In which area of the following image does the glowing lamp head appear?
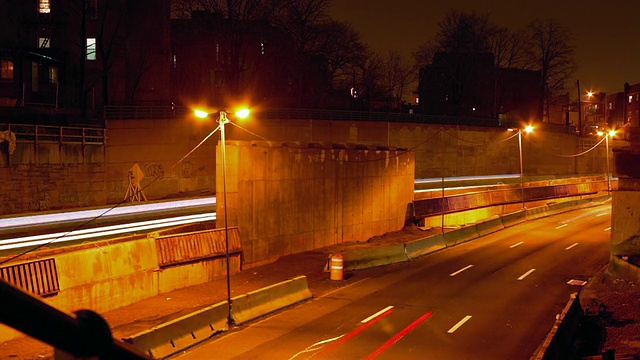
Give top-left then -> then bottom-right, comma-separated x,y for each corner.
608,130 -> 616,137
587,91 -> 593,98
235,109 -> 250,119
597,131 -> 604,137
194,109 -> 209,119
524,125 -> 534,133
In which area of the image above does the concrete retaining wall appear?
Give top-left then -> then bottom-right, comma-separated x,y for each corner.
218,142 -> 415,265
0,118 -> 615,218
0,230 -> 241,343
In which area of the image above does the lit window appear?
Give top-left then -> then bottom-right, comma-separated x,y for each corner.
86,38 -> 96,60
39,0 -> 50,14
1,60 -> 14,80
260,42 -> 265,55
172,54 -> 177,68
39,37 -> 50,48
608,102 -> 612,110
49,67 -> 58,84
630,95 -> 633,103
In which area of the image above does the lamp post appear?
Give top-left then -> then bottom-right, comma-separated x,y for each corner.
598,129 -> 616,193
194,108 -> 249,323
509,125 -> 534,209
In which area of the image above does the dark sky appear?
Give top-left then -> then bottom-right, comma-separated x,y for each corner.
329,0 -> 640,95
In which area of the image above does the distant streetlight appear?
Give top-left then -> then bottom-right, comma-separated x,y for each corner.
598,129 -> 616,193
508,126 -> 534,209
194,107 -> 250,324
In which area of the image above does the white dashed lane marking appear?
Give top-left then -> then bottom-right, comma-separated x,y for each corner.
517,269 -> 536,280
565,243 -> 579,250
449,265 -> 474,277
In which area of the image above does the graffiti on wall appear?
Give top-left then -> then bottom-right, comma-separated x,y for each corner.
28,193 -> 50,212
143,163 -> 165,180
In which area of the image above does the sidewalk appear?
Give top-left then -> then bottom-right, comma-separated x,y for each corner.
2,224 -> 639,359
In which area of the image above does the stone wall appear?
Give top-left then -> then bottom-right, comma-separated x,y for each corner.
217,141 -> 415,265
0,117 -> 617,217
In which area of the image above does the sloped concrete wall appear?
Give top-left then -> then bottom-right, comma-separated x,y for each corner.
217,142 -> 415,265
611,178 -> 640,256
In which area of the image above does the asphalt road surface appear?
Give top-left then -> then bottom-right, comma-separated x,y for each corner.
175,205 -> 611,360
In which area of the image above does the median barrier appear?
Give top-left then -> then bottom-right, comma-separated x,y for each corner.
404,234 -> 446,259
231,275 -> 312,325
122,300 -> 229,359
341,244 -> 408,271
526,205 -> 551,221
501,210 -> 526,228
476,217 -> 505,236
443,225 -> 480,246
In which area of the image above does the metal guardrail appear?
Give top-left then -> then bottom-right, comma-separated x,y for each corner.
102,106 -> 576,133
413,181 -> 608,218
0,123 -> 105,145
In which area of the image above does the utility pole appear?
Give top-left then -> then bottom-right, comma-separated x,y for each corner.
577,80 -> 582,136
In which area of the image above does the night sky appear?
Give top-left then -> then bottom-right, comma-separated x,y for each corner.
330,0 -> 640,95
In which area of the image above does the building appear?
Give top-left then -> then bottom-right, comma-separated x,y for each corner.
0,0 -> 171,125
418,52 -> 542,123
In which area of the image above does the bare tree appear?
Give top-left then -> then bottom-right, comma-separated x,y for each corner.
490,27 -> 529,69
526,18 -> 577,122
381,50 -> 413,111
316,21 -> 367,84
432,10 -> 495,115
96,0 -> 126,106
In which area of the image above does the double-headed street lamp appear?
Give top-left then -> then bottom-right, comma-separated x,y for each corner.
597,129 -> 616,193
508,125 -> 534,209
194,108 -> 250,323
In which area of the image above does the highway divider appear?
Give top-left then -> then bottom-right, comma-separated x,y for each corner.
443,225 -> 480,246
122,300 -> 229,359
231,275 -> 312,325
405,234 -> 446,260
341,244 -> 408,271
476,217 -> 506,236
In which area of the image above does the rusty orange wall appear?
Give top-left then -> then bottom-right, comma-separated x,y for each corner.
216,142 -> 416,265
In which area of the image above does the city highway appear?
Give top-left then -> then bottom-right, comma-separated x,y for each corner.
176,205 -> 611,360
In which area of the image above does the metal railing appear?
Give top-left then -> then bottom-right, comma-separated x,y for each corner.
0,123 -> 105,145
102,106 -> 576,134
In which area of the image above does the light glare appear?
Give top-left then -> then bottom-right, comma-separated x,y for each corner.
235,109 -> 250,119
194,109 -> 209,119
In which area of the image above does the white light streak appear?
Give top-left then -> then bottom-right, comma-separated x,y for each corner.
447,315 -> 472,333
0,213 -> 215,251
509,241 -> 524,248
0,197 -> 216,230
361,306 -> 394,323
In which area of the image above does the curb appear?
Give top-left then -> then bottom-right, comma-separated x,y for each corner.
530,293 -> 583,360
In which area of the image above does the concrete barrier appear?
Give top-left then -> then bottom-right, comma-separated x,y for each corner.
476,217 -> 505,236
404,234 -> 446,259
231,275 -> 312,325
341,244 -> 408,271
501,210 -> 526,228
122,300 -> 229,359
526,205 -> 551,221
443,225 -> 480,246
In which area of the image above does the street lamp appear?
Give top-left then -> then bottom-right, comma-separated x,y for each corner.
508,125 -> 534,209
194,108 -> 250,324
597,129 -> 616,193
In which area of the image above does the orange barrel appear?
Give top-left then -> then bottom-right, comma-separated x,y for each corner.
330,254 -> 344,281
